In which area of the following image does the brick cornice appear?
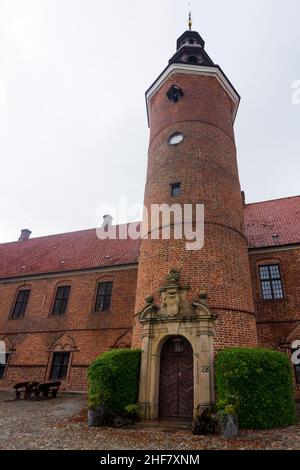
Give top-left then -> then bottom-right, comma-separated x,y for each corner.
0,327 -> 132,336
0,263 -> 138,284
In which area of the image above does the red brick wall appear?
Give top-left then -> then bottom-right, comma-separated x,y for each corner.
148,74 -> 235,143
249,248 -> 300,345
0,267 -> 138,391
133,72 -> 258,349
249,247 -> 300,398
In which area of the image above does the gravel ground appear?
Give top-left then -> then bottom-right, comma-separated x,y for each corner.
0,392 -> 299,450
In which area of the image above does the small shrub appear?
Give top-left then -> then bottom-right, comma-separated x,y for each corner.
125,404 -> 140,419
88,349 -> 141,414
217,395 -> 240,417
215,348 -> 297,429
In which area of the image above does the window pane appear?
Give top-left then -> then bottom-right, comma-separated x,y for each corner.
56,287 -> 65,300
60,299 -> 68,315
52,286 -> 70,315
52,300 -> 60,316
259,266 -> 270,280
53,354 -> 63,366
171,183 -> 181,197
102,294 -> 112,311
60,286 -> 70,299
105,282 -> 113,295
97,283 -> 106,296
11,290 -> 30,319
50,353 -> 70,380
19,301 -> 28,317
18,291 -> 28,302
261,281 -> 273,300
95,282 -> 113,312
95,295 -> 103,312
13,302 -> 23,318
272,280 -> 284,299
60,365 -> 68,380
62,353 -> 70,366
51,366 -> 61,380
269,265 -> 280,279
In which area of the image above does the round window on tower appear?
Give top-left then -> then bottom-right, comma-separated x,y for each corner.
168,132 -> 184,146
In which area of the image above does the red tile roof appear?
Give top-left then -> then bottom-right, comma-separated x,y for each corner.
0,224 -> 141,279
245,195 -> 300,249
1,196 -> 299,279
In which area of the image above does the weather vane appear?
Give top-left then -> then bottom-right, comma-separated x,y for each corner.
188,2 -> 192,30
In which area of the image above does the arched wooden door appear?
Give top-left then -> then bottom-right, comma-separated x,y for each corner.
159,336 -> 194,419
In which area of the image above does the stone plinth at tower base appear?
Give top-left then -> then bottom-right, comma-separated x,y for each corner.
137,270 -> 217,423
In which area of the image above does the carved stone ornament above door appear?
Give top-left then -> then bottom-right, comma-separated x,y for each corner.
139,269 -> 217,323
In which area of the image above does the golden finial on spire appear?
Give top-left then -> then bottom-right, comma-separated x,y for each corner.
188,2 -> 192,30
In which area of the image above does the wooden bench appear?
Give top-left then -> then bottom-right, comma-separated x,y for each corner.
14,382 -> 39,400
35,381 -> 61,399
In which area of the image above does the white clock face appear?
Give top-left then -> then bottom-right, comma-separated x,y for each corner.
169,133 -> 184,146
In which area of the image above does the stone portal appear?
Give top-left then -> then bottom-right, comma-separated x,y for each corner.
137,270 -> 217,423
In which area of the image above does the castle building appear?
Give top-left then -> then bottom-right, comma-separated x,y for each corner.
0,28 -> 299,420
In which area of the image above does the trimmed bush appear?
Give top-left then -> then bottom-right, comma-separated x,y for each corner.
88,349 -> 141,414
215,348 -> 297,429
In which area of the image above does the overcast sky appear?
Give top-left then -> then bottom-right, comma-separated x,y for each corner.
0,0 -> 299,243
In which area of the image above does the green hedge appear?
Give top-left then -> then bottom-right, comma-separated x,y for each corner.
88,349 -> 142,413
215,348 -> 297,429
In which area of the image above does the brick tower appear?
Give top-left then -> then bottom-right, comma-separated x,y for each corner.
133,28 -> 258,421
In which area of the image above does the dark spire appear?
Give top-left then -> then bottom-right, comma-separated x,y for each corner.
169,29 -> 214,67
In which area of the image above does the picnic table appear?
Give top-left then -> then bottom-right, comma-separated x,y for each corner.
14,382 -> 39,400
34,381 -> 61,399
13,381 -> 61,400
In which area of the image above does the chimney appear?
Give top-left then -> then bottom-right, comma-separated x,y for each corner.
102,215 -> 113,229
18,229 -> 32,242
241,191 -> 246,207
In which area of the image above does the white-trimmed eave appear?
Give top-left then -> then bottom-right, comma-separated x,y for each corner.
145,63 -> 240,127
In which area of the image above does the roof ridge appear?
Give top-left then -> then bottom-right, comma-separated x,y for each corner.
0,221 -> 141,247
